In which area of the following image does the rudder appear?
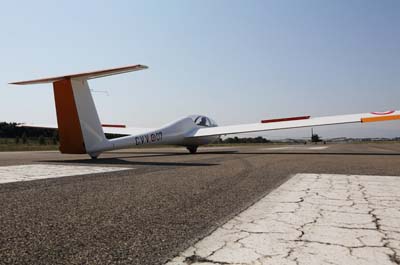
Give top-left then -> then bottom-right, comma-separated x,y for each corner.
53,79 -> 87,154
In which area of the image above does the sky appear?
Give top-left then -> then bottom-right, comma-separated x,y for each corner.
0,0 -> 399,139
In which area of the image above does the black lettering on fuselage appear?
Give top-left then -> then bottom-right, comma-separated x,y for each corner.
135,131 -> 163,146
156,132 -> 162,141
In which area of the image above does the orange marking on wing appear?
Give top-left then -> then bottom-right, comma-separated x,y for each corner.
361,115 -> 400,123
102,124 -> 126,128
261,116 -> 310,123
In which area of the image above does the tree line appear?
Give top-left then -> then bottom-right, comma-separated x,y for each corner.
220,136 -> 270,144
0,122 -> 58,145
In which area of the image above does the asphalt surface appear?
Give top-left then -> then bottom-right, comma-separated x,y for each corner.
1,143 -> 400,265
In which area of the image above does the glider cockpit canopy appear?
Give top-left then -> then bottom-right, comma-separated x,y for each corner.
190,115 -> 218,127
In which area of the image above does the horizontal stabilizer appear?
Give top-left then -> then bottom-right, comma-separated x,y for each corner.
10,64 -> 148,85
17,122 -> 155,137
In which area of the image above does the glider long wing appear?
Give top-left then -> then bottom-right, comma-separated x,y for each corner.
186,111 -> 400,138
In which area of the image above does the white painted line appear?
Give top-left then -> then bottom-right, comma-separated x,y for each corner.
200,147 -> 234,150
262,146 -> 293,150
262,146 -> 329,151
0,164 -> 131,184
308,146 -> 329,150
167,174 -> 400,265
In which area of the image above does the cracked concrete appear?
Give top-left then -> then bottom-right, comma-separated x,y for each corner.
166,174 -> 400,265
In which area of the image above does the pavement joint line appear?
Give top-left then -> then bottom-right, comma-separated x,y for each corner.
261,146 -> 329,151
166,173 -> 400,265
0,164 -> 132,184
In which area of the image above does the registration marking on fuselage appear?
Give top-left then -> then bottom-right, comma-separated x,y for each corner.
0,164 -> 131,184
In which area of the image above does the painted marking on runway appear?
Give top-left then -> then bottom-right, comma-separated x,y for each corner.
262,145 -> 329,151
167,173 -> 400,265
200,147 -> 234,150
0,164 -> 131,184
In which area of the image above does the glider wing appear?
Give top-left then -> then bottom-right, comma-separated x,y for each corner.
186,111 -> 400,138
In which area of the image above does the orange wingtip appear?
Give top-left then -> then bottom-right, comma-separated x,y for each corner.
361,115 -> 400,123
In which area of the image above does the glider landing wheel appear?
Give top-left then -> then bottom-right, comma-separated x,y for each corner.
89,153 -> 100,160
187,146 -> 198,154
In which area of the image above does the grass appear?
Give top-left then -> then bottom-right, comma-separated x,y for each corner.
0,138 -> 59,152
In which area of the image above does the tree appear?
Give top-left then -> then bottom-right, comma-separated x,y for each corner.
222,136 -> 270,144
22,132 -> 28,144
39,135 -> 46,145
52,131 -> 58,145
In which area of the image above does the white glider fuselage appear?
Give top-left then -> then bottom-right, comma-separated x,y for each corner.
92,115 -> 219,157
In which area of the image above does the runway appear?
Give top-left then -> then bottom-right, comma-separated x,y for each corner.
0,143 -> 400,264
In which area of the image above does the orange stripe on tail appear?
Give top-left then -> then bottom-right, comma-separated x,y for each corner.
53,79 -> 86,154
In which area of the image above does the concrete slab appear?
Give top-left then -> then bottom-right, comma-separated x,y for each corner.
166,173 -> 400,265
0,164 -> 131,184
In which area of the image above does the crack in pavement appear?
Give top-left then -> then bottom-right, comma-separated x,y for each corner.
165,174 -> 400,265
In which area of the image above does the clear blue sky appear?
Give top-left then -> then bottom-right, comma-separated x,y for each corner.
1,0 -> 399,139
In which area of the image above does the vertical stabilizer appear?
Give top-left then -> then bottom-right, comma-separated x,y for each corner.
53,78 -> 107,154
53,79 -> 87,153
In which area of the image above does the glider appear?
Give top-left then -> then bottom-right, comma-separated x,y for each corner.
10,65 -> 400,159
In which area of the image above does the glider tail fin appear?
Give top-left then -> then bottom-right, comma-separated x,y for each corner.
52,78 -> 105,155
10,64 -> 148,156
